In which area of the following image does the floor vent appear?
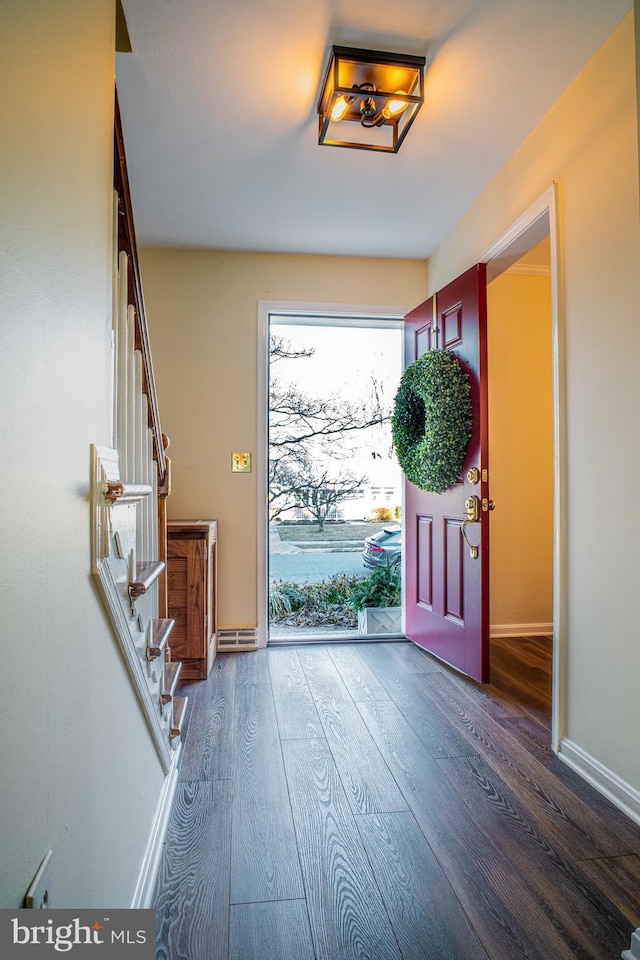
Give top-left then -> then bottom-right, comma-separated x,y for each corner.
218,627 -> 258,652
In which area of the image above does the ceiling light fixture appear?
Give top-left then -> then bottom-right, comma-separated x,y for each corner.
317,46 -> 426,153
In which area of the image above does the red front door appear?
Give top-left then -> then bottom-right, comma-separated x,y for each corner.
403,264 -> 489,682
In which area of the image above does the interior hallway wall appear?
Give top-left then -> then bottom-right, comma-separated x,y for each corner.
0,0 -> 166,908
427,13 -> 640,796
635,0 -> 640,187
139,250 -> 426,629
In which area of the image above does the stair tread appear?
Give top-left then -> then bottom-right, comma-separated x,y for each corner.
161,661 -> 182,703
105,480 -> 153,504
152,617 -> 175,637
171,695 -> 188,740
129,560 -> 165,600
148,618 -> 175,661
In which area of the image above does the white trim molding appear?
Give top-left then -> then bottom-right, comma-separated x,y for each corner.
490,623 -> 553,638
256,300 -> 411,648
481,184 -> 567,754
506,262 -> 551,277
91,444 -> 173,772
559,738 -> 640,828
131,747 -> 181,908
622,928 -> 640,960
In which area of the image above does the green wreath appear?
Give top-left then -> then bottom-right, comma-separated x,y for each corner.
392,349 -> 472,493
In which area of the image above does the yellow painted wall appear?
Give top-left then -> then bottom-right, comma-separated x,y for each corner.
139,250 -> 426,627
488,272 -> 553,628
427,13 -> 640,791
636,0 -> 640,183
0,0 -> 166,908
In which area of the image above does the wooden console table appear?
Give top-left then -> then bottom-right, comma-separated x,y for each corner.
167,520 -> 217,680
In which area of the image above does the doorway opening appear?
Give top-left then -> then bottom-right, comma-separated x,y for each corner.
264,312 -> 404,645
482,186 -> 563,749
487,236 -> 554,733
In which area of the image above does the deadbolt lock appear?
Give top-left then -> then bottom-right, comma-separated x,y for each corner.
467,466 -> 480,485
465,495 -> 481,522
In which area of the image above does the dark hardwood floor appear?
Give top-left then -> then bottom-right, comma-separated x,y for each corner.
154,638 -> 640,959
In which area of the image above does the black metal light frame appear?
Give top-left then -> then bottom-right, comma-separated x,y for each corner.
317,45 -> 426,153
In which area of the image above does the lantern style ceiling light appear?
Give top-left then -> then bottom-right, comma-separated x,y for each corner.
317,45 -> 426,153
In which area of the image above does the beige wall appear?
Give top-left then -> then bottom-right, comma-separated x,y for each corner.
140,251 -> 426,627
428,13 -> 640,791
0,0 -> 165,907
487,272 -> 554,628
636,0 -> 640,185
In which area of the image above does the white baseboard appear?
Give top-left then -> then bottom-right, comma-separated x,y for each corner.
559,738 -> 640,828
131,745 -> 181,908
490,622 -> 553,638
622,927 -> 640,959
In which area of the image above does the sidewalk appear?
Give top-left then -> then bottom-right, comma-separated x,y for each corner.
269,522 -> 302,554
286,540 -> 362,553
269,523 -> 362,554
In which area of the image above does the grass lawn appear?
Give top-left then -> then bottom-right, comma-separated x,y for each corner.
276,520 -> 396,542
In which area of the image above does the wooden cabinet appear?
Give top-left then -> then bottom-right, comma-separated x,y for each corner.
167,520 -> 217,680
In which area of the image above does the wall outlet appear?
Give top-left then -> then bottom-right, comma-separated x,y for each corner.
25,851 -> 52,908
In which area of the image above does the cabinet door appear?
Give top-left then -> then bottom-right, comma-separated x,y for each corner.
187,537 -> 207,660
167,537 -> 206,662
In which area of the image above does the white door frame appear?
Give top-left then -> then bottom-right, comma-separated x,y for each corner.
480,183 -> 566,752
256,300 -> 411,648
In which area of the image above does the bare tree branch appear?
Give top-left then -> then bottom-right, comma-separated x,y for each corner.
269,335 -> 315,363
270,449 -> 367,529
268,332 -> 391,525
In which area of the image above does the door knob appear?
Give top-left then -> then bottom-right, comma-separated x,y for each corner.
462,495 -> 480,559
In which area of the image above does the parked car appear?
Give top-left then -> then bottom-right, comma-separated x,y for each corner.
362,525 -> 402,570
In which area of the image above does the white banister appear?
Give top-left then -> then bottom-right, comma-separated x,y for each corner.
111,192 -> 119,449
126,306 -> 136,480
150,435 -> 158,567
134,348 -> 143,557
95,88 -> 181,776
116,251 -> 129,465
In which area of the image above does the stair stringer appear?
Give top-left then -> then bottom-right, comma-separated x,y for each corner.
91,443 -> 175,773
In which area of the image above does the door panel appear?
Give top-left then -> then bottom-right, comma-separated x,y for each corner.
404,265 -> 489,682
444,519 -> 464,624
416,515 -> 433,608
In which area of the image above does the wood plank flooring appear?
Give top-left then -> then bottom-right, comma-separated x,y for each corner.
154,639 -> 640,959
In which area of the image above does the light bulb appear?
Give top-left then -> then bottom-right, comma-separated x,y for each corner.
331,95 -> 351,122
382,91 -> 408,121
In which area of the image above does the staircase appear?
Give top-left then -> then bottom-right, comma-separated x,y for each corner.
92,458 -> 186,769
89,93 -> 187,773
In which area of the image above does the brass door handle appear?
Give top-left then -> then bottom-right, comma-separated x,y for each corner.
462,495 -> 495,559
461,519 -> 479,560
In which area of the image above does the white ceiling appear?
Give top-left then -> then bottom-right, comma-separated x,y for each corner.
116,0 -> 631,260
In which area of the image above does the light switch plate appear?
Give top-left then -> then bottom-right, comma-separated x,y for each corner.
231,452 -> 251,473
